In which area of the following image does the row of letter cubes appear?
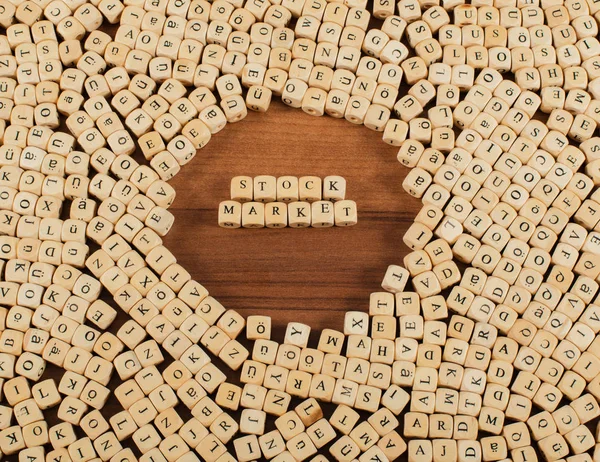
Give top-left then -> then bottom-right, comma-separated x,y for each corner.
231,175 -> 347,203
219,200 -> 357,228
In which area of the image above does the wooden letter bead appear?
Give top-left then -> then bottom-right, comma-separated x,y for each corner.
571,394 -> 600,424
276,176 -> 299,202
234,435 -> 262,461
246,85 -> 273,112
0,425 -> 25,455
253,175 -> 277,203
538,434 -> 569,461
311,201 -> 334,227
246,316 -> 271,340
287,201 -> 311,228
302,87 -> 327,116
381,265 -> 410,293
333,200 -> 357,227
284,323 -> 311,348
231,176 -> 253,202
407,439 -> 433,462
287,432 -> 317,460
259,430 -> 286,459
282,79 -> 308,108
219,201 -> 242,229
320,176 -> 346,202
242,202 -> 265,228
265,202 -> 288,228
181,119 -> 211,150
329,435 -> 360,461
344,311 -> 369,336
299,176 -> 322,202
275,411 -> 305,441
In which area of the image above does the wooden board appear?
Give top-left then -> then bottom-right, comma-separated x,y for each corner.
164,100 -> 422,337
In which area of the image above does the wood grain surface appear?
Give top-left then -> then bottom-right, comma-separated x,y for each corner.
165,100 -> 422,338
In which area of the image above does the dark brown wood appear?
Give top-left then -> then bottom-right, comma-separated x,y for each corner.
165,100 -> 422,338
